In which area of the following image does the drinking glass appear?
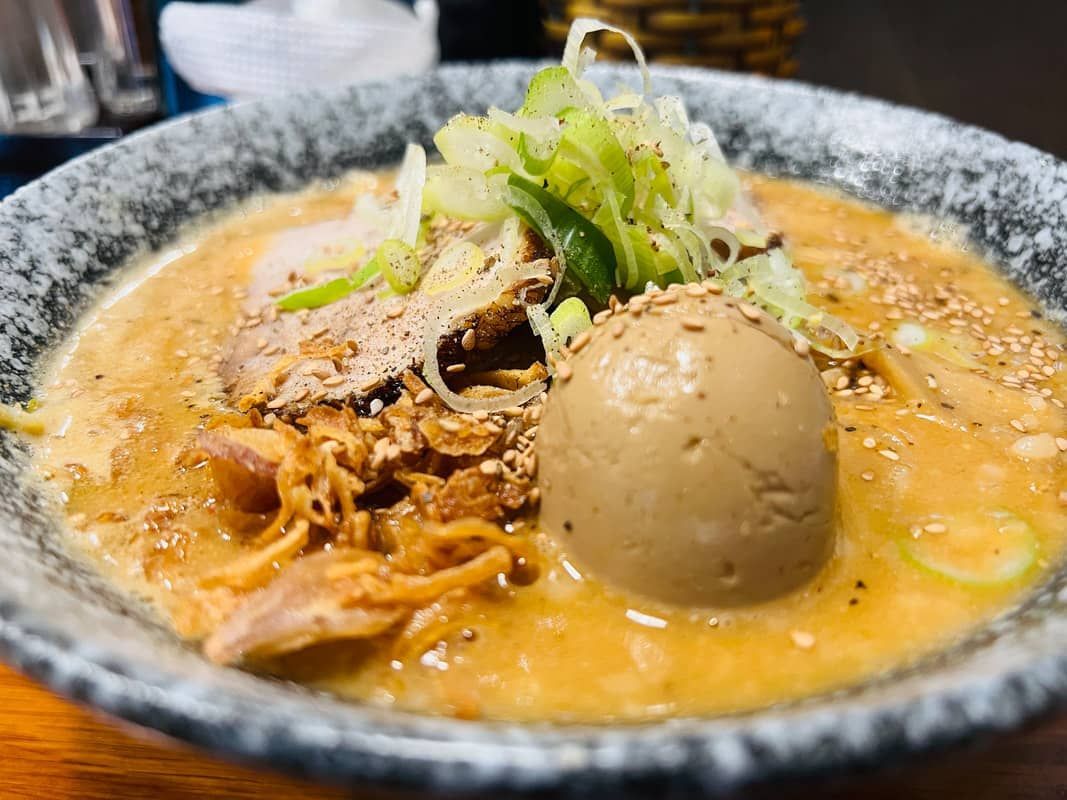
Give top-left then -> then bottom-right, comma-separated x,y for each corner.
0,0 -> 98,133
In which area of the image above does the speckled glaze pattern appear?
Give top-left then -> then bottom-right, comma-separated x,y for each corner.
1,63 -> 1066,797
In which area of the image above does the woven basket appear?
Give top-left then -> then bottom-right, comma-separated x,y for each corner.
541,0 -> 804,76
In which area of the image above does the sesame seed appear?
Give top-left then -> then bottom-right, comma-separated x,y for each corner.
175,349 -> 189,358
593,309 -> 612,325
878,448 -> 900,461
1009,419 -> 1027,432
862,437 -> 877,449
322,375 -> 345,387
681,316 -> 705,331
570,330 -> 592,353
1057,437 -> 1067,452
386,304 -> 405,319
861,471 -> 875,481
292,387 -> 309,402
479,460 -> 500,476
446,363 -> 466,374
503,406 -> 524,418
923,522 -> 947,534
792,337 -> 811,357
703,280 -> 724,294
610,321 -> 625,338
651,292 -> 678,306
180,390 -> 195,399
266,397 -> 287,410
461,329 -> 477,351
738,302 -> 761,322
835,376 -> 850,391
685,284 -> 708,298
369,398 -> 384,416
360,377 -> 382,392
556,361 -> 574,381
790,630 -> 816,649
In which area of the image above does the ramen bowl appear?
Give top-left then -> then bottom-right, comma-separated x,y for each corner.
0,63 -> 1065,796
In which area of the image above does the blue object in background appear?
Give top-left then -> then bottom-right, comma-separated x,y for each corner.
0,131 -> 124,197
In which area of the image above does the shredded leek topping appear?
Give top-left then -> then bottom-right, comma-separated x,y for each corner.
424,20 -> 857,365
279,18 -> 859,411
550,297 -> 593,343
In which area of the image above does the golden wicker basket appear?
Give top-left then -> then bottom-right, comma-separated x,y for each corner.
541,0 -> 804,77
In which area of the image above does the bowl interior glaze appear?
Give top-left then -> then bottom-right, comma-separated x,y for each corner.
0,63 -> 1065,796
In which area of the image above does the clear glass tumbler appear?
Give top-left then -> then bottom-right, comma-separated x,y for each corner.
0,0 -> 99,133
70,0 -> 159,117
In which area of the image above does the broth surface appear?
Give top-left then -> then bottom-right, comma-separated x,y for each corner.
28,173 -> 1067,721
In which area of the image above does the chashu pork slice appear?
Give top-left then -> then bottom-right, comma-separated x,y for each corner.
221,219 -> 554,417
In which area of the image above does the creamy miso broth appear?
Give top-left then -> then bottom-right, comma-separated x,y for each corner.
22,172 -> 1067,722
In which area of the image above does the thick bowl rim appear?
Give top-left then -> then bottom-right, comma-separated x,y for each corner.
1,62 -> 1066,795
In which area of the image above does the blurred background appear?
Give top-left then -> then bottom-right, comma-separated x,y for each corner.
1,0 -> 1064,198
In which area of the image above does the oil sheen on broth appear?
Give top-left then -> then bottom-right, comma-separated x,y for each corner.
29,173 -> 1067,722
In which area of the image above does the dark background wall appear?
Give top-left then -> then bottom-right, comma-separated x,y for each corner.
795,1 -> 1067,158
439,0 -> 1067,159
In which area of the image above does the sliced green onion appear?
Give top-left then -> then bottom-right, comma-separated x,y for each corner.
899,509 -> 1038,586
433,114 -> 523,173
518,65 -> 590,119
392,143 -> 426,246
505,174 -> 615,303
422,241 -> 486,296
378,239 -> 422,294
550,297 -> 593,343
528,303 -> 563,362
423,165 -> 510,221
555,108 -> 635,213
595,190 -> 637,286
562,18 -> 652,97
276,258 -> 382,311
489,106 -> 560,139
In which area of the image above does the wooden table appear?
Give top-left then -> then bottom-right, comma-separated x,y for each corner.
1,662 -> 1064,799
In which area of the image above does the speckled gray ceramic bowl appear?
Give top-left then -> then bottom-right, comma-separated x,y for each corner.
1,63 -> 1066,797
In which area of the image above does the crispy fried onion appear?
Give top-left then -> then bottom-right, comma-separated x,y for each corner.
194,372 -> 542,664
